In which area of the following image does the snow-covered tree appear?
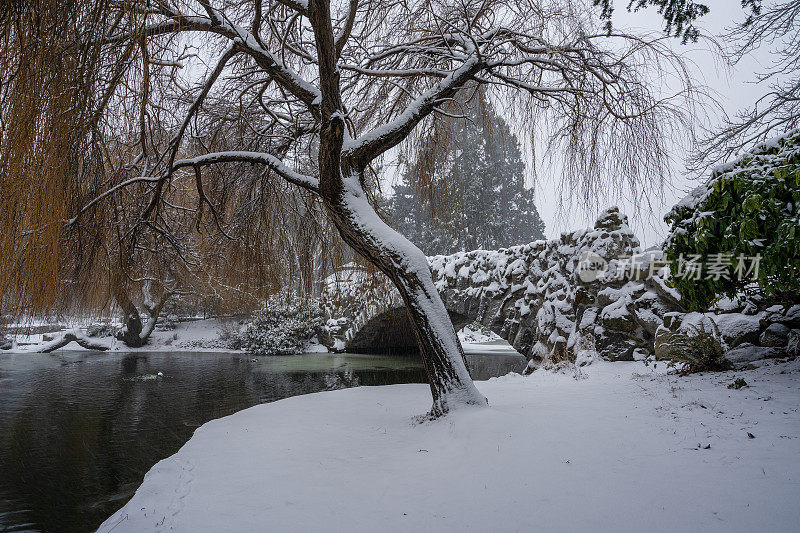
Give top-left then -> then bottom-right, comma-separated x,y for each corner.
240,292 -> 323,355
1,0 -> 700,416
390,101 -> 545,255
665,130 -> 800,310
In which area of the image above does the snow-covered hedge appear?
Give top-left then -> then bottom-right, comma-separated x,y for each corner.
664,130 -> 800,310
240,294 -> 323,355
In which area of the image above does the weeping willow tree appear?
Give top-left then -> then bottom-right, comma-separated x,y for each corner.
1,0 -> 702,415
0,0 -> 113,315
0,0 -> 345,345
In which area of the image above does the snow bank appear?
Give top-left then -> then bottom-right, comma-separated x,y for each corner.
100,360 -> 800,532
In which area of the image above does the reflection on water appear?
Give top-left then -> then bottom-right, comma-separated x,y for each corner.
0,350 -> 524,532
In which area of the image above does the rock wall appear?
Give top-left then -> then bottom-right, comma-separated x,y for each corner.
321,208 -> 684,365
321,207 -> 798,369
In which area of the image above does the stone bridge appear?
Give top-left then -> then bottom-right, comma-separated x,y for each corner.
319,208 -> 684,363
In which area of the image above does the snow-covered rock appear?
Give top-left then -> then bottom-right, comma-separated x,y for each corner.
783,305 -> 800,329
322,208 -> 681,364
714,312 -> 764,348
760,323 -> 792,348
725,344 -> 785,365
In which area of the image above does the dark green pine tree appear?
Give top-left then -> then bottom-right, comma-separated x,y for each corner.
390,104 -> 546,255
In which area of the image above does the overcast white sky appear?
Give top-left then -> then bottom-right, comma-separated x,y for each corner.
382,0 -> 780,248
528,0 -> 779,247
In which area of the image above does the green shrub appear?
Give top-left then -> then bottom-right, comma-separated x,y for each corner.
728,378 -> 748,389
664,130 -> 800,310
662,321 -> 730,374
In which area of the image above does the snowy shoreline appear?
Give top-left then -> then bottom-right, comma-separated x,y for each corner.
0,318 -> 318,354
98,359 -> 800,533
1,318 -> 509,355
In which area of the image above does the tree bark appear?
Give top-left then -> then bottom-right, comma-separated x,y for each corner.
322,171 -> 487,417
113,287 -> 145,347
38,330 -> 110,352
112,286 -> 172,348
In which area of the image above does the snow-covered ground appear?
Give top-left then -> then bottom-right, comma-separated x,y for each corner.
99,359 -> 800,533
457,323 -> 502,344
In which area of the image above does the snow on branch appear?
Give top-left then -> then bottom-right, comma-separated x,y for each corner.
172,151 -> 319,193
37,330 -> 110,353
70,151 -> 318,226
274,0 -> 309,14
109,11 -> 320,110
345,56 -> 483,169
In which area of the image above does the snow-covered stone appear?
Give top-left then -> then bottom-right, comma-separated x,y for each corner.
784,305 -> 800,329
322,208 -> 680,364
714,312 -> 764,348
725,344 -> 785,365
760,323 -> 792,348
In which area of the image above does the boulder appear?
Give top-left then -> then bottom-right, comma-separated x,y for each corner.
597,329 -> 638,361
713,312 -> 763,348
725,344 -> 785,367
760,323 -> 791,347
599,301 -> 637,333
654,313 -> 721,360
654,324 -> 683,360
783,305 -> 800,329
661,312 -> 684,330
788,330 -> 800,357
634,307 -> 662,337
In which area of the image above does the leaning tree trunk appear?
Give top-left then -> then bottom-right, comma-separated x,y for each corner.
38,330 -> 110,353
307,2 -> 483,415
322,172 -> 487,417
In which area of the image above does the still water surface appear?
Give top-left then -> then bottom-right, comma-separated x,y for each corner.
0,350 -> 524,532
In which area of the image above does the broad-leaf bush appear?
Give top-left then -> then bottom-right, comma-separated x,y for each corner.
240,293 -> 323,355
664,130 -> 800,310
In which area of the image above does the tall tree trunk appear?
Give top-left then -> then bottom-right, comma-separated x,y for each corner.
323,172 -> 487,417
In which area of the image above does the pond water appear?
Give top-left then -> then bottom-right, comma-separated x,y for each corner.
0,349 -> 524,532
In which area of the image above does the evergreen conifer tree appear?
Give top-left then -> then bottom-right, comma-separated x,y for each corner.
390,104 -> 545,255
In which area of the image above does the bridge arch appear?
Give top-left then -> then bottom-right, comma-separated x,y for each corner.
345,306 -> 473,354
